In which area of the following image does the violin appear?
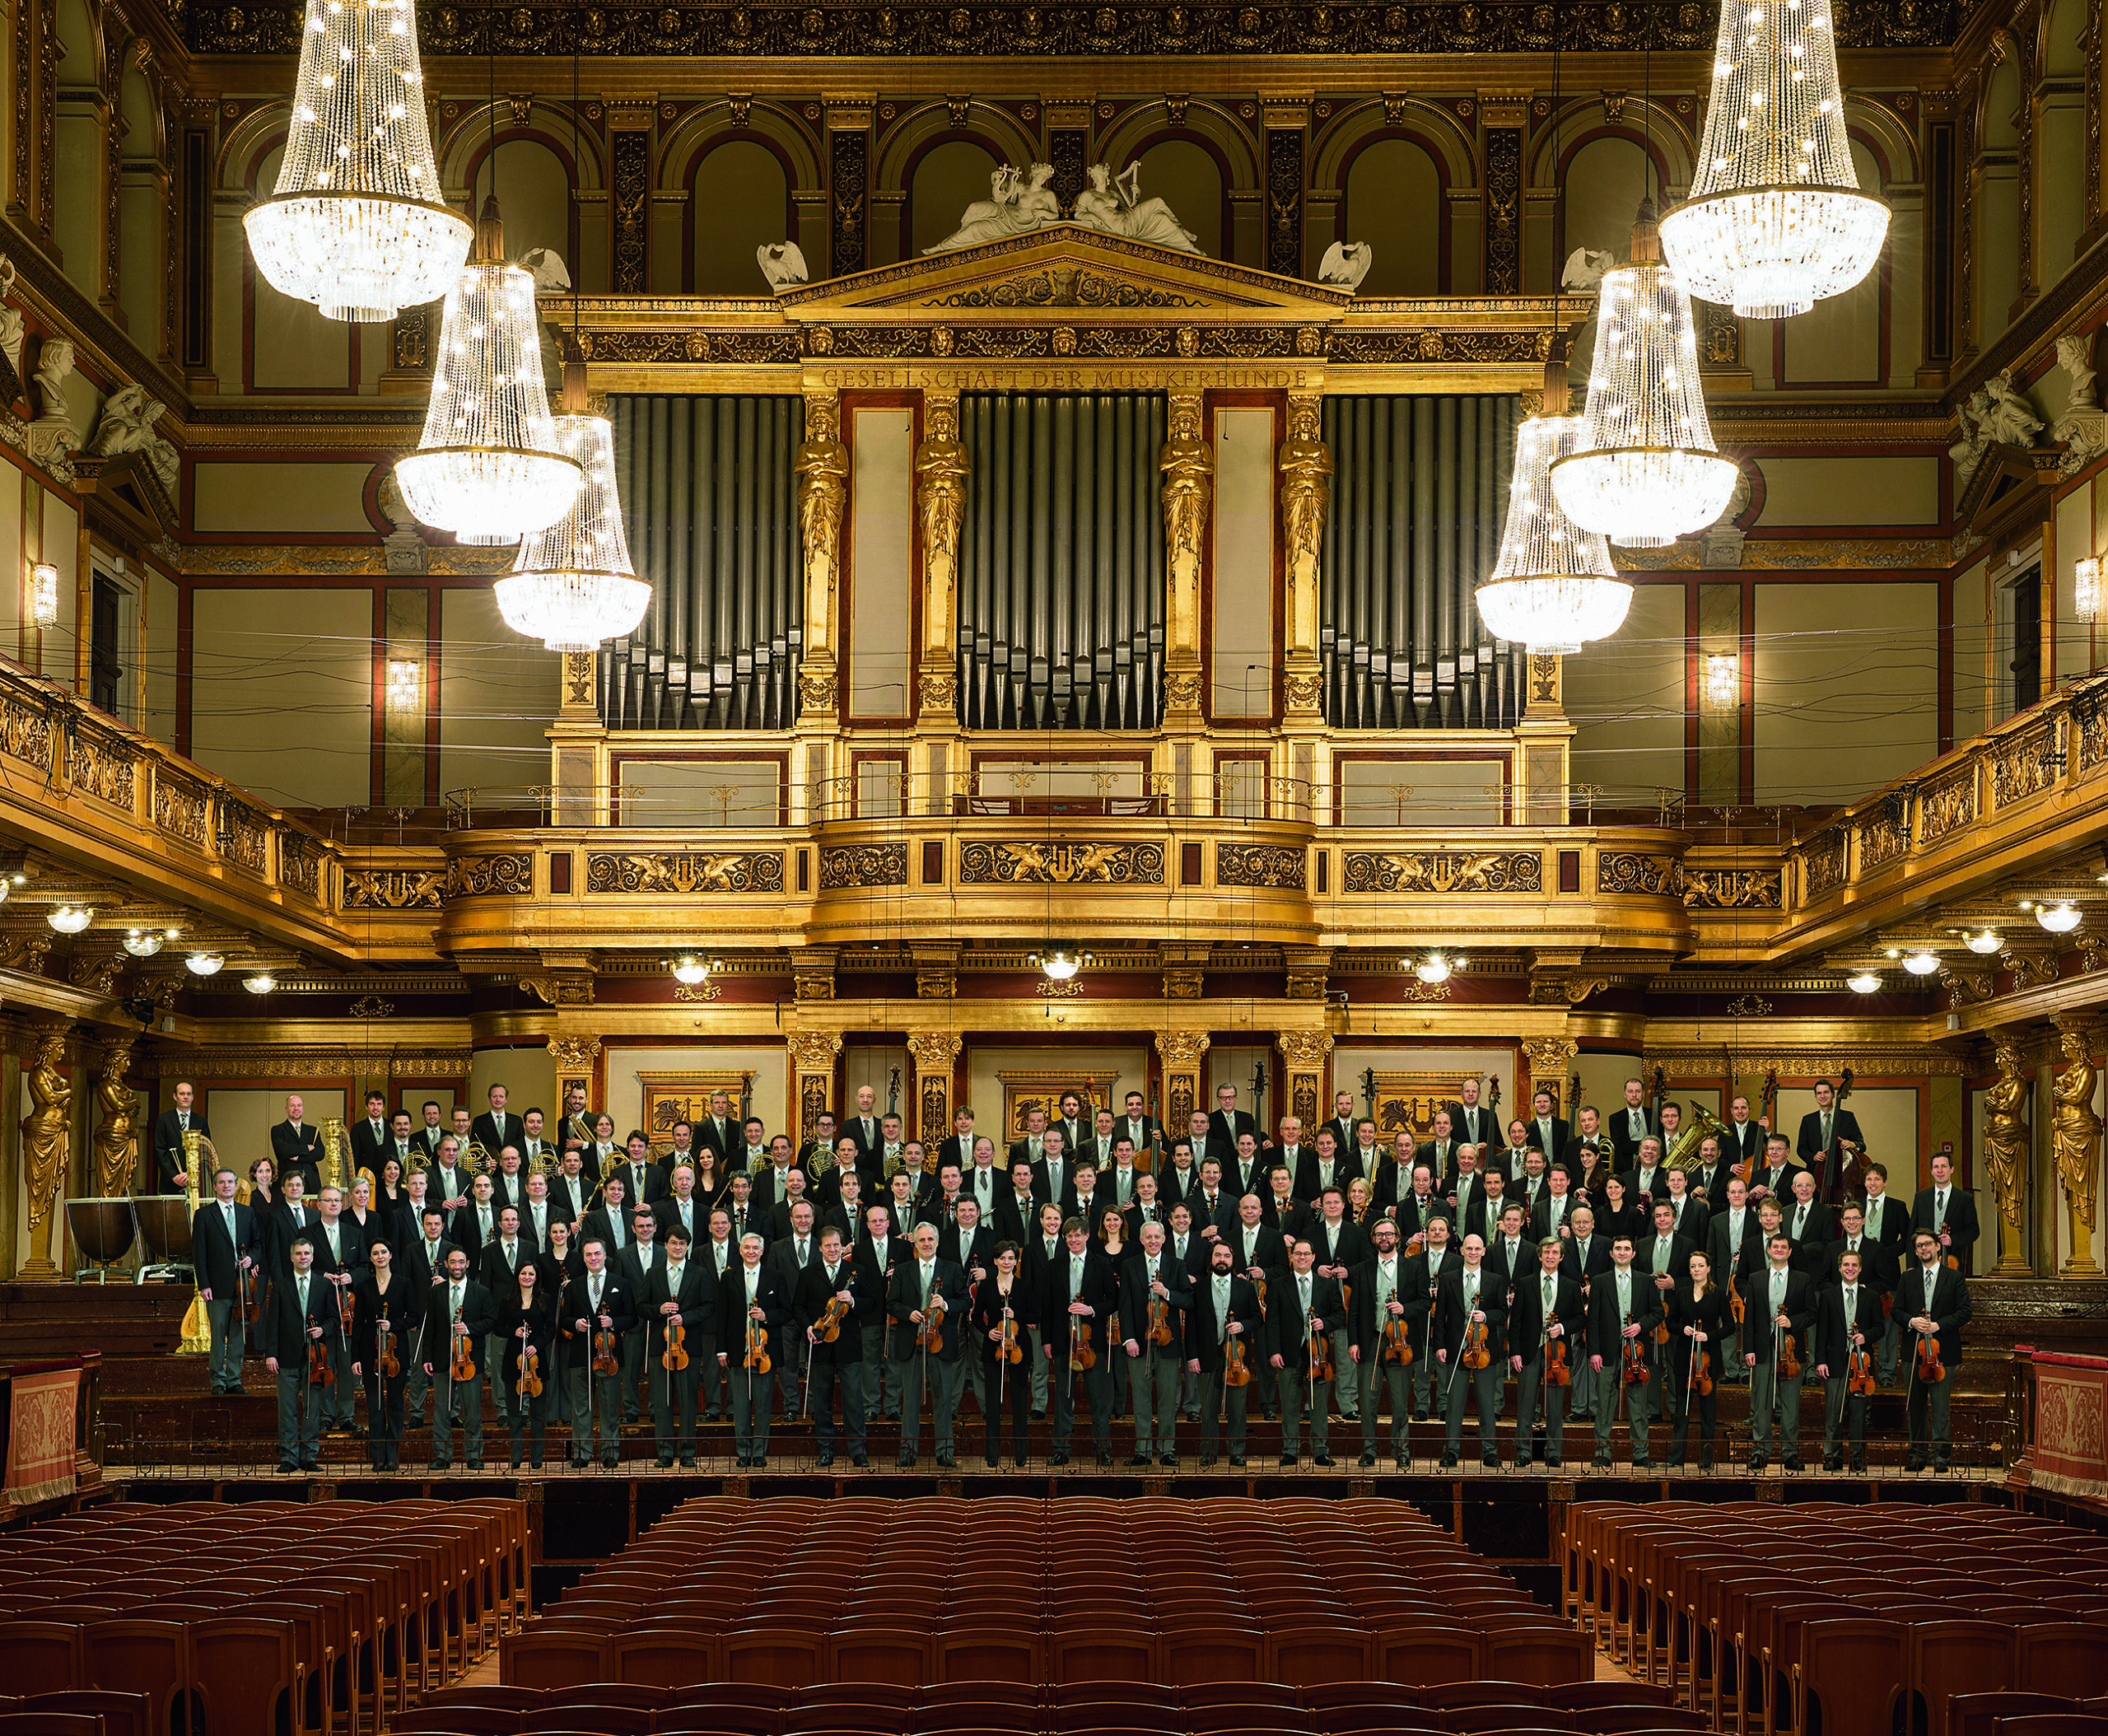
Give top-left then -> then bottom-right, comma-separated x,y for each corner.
1460,1316 -> 1491,1371
1914,1330 -> 1944,1384
813,1294 -> 851,1342
1149,1291 -> 1173,1346
1382,1308 -> 1414,1367
1224,1310 -> 1252,1386
664,1312 -> 691,1372
450,1304 -> 475,1382
1308,1314 -> 1334,1382
1251,1272 -> 1268,1318
519,1337 -> 543,1398
592,1323 -> 619,1375
240,1264 -> 262,1327
307,1336 -> 333,1387
1692,1345 -> 1712,1398
1848,1344 -> 1877,1397
1621,1333 -> 1650,1386
1000,1306 -> 1024,1365
916,1288 -> 947,1352
1777,1330 -> 1802,1379
377,1318 -> 400,1379
1546,1336 -> 1570,1387
738,1317 -> 766,1373
1070,1318 -> 1096,1370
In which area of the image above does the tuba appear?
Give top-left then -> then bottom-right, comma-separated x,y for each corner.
1662,1099 -> 1728,1173
320,1118 -> 352,1194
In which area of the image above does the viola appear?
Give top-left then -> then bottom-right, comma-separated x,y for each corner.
1000,1307 -> 1024,1365
377,1318 -> 400,1379
240,1265 -> 263,1327
1070,1318 -> 1097,1371
1621,1335 -> 1649,1386
664,1312 -> 691,1372
1382,1309 -> 1414,1367
916,1289 -> 947,1352
450,1306 -> 476,1382
1460,1317 -> 1491,1372
1308,1314 -> 1334,1382
1848,1344 -> 1877,1397
813,1294 -> 851,1342
1149,1291 -> 1174,1346
1546,1336 -> 1571,1388
1777,1330 -> 1802,1380
1251,1272 -> 1268,1318
737,1318 -> 766,1374
1224,1310 -> 1252,1387
1402,1230 -> 1425,1258
592,1324 -> 619,1375
307,1336 -> 333,1388
1692,1346 -> 1712,1398
520,1337 -> 543,1399
1914,1330 -> 1944,1384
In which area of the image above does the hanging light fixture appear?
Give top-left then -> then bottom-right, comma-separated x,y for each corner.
244,0 -> 470,322
1476,349 -> 1631,654
1847,968 -> 1881,994
1031,946 -> 1091,982
2077,557 -> 2102,623
394,195 -> 582,545
1964,928 -> 2003,954
1658,0 -> 1888,319
186,951 -> 226,976
45,904 -> 92,934
1551,201 -> 1742,547
497,345 -> 650,650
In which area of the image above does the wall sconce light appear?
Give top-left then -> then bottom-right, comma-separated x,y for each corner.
386,659 -> 422,712
2078,557 -> 2102,624
29,562 -> 58,629
1704,651 -> 1740,711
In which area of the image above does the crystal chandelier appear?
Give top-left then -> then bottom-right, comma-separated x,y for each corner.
1658,0 -> 1888,318
245,0 -> 471,322
394,197 -> 582,546
1551,202 -> 1742,548
1476,353 -> 1631,654
497,351 -> 650,650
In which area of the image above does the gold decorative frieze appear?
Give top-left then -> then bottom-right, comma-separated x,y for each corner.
341,867 -> 445,911
1217,843 -> 1306,889
222,802 -> 269,875
921,267 -> 1206,310
1992,724 -> 2059,809
0,691 -> 52,771
573,328 -> 801,366
958,840 -> 1166,885
279,834 -> 323,900
1341,850 -> 1542,894
1597,852 -> 1681,896
68,728 -> 135,810
1035,978 -> 1084,998
444,853 -> 534,898
583,851 -> 786,894
147,1048 -> 473,1079
2078,699 -> 2108,773
1682,868 -> 1783,909
1643,1048 -> 1968,1078
1327,328 -> 1552,366
1918,767 -> 1977,843
1854,801 -> 1911,871
820,843 -> 909,889
1280,1029 -> 1335,1069
1801,829 -> 1847,898
0,934 -> 55,976
789,1031 -> 843,1071
152,768 -> 211,849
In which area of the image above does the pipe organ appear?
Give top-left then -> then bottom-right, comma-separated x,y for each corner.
605,394 -> 807,730
954,392 -> 1168,731
1319,394 -> 1523,730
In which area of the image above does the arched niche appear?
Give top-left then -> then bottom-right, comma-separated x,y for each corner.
117,58 -> 161,344
1340,137 -> 1446,295
1094,101 -> 1257,263
2038,0 -> 2088,285
458,133 -> 579,265
1526,100 -> 1692,291
1979,47 -> 2024,340
246,140 -> 355,392
1133,137 -> 1228,260
693,137 -> 792,293
52,0 -> 102,298
905,135 -> 1006,259
1778,138 -> 1891,389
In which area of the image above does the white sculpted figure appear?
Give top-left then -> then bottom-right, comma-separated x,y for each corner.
2056,332 -> 2099,412
520,248 -> 571,294
924,163 -> 1061,253
1075,162 -> 1201,253
1980,370 -> 2045,448
27,337 -> 77,461
1318,240 -> 1373,292
0,254 -> 21,385
87,383 -> 179,492
1562,246 -> 1616,292
756,240 -> 809,290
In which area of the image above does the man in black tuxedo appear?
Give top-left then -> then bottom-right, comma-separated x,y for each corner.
1207,1084 -> 1263,1165
1443,1080 -> 1497,1152
935,1108 -> 980,1176
613,1204 -> 663,1425
886,1222 -> 969,1468
842,1084 -> 884,1170
413,1100 -> 450,1164
1118,1221 -> 1191,1465
1662,1167 -> 1709,1248
1899,1227 -> 1971,1471
856,1203 -> 908,1424
269,1094 -> 326,1197
264,1172 -> 317,1282
477,1205 -> 533,1432
1813,1244 -> 1885,1472
1507,1236 -> 1584,1469
1269,1236 -> 1347,1467
1910,1152 -> 1980,1276
1350,1216 -> 1429,1468
613,1132 -> 668,1211
1588,1234 -> 1661,1467
1187,1238 -> 1262,1468
1781,1168 -> 1835,1276
383,1110 -> 423,1184
1321,1091 -> 1359,1162
647,1225 -> 719,1468
1118,1090 -> 1164,1164
1607,1079 -> 1659,1170
1224,1130 -> 1270,1203
796,1224 -> 874,1468
450,1173 -> 501,1262
693,1090 -> 740,1169
1740,1231 -> 1817,1471
1715,1095 -> 1766,1183
470,1085 -> 516,1168
346,1090 -> 391,1181
309,1185 -> 366,1431
194,1165 -> 262,1395
1431,1233 -> 1504,1469
259,1233 -> 341,1472
1042,1216 -> 1118,1466
767,1198 -> 823,1413
424,1244 -> 494,1469
152,1081 -> 208,1192
1393,1162 -> 1447,1244
1052,1091 -> 1093,1163
1523,1089 -> 1570,1173
560,1237 -> 635,1468
1796,1078 -> 1868,1206
1293,1127 -> 1363,1205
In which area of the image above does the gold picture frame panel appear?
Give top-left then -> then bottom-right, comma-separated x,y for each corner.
637,1071 -> 759,1159
996,1071 -> 1119,1139
1366,1071 -> 1488,1141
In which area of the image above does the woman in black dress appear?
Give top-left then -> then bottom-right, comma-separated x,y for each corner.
497,1262 -> 557,1469
349,1238 -> 419,1472
968,1240 -> 1038,1467
1596,1174 -> 1643,1246
1668,1250 -> 1732,1470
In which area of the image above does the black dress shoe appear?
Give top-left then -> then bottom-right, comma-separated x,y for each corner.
851,1452 -> 868,1468
1280,1453 -> 1298,1467
465,1458 -> 483,1471
1439,1450 -> 1457,1468
1229,1454 -> 1247,1467
277,1462 -> 299,1474
1847,1455 -> 1864,1474
936,1449 -> 956,1468
816,1453 -> 834,1468
1546,1457 -> 1564,1470
1905,1456 -> 1926,1472
704,1408 -> 721,1422
601,1454 -> 618,1469
1126,1452 -> 1151,1466
1933,1461 -> 1951,1474
1594,1450 -> 1612,1468
1359,1450 -> 1377,1467
1783,1456 -> 1802,1472
1748,1456 -> 1768,1472
1201,1453 -> 1218,1467
1049,1449 -> 1070,1466
1822,1454 -> 1841,1472
1313,1453 -> 1335,1468
655,1456 -> 674,1469
429,1458 -> 449,1471
1482,1452 -> 1500,1468
898,1451 -> 916,1468
1159,1454 -> 1178,1468
680,1456 -> 698,1468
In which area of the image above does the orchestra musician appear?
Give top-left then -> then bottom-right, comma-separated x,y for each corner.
1509,1235 -> 1583,1470
259,1233 -> 341,1474
971,1239 -> 1039,1467
888,1222 -> 968,1469
1741,1230 -> 1816,1473
1901,1226 -> 1971,1472
1433,1232 -> 1504,1469
423,1244 -> 492,1470
1667,1249 -> 1730,1469
1589,1234 -> 1658,1470
345,1090 -> 391,1179
1120,1220 -> 1191,1467
348,1237 -> 417,1472
796,1225 -> 872,1468
1350,1216 -> 1428,1468
152,1081 -> 209,1192
1044,1216 -> 1117,1466
192,1165 -> 260,1398
1268,1236 -> 1345,1467
562,1237 -> 634,1468
270,1094 -> 326,1197
1796,1077 -> 1867,1205
1911,1152 -> 1980,1278
1814,1245 -> 1882,1473
651,1225 -> 718,1468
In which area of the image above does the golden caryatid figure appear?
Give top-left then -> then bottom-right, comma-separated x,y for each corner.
91,1036 -> 139,1200
19,1023 -> 72,1280
2052,1023 -> 2103,1278
1983,1036 -> 2032,1274
915,391 -> 971,713
1278,393 -> 1333,613
794,390 -> 851,662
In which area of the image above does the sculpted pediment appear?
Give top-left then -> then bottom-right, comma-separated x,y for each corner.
774,226 -> 1351,320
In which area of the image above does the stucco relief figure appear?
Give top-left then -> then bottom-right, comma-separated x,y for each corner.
1075,162 -> 1201,253
29,337 -> 77,460
88,385 -> 180,492
1159,395 -> 1214,590
793,394 -> 851,657
757,240 -> 809,290
21,1025 -> 72,1276
914,394 -> 971,670
1277,394 -> 1333,599
92,1038 -> 139,1200
2059,332 -> 2100,412
1561,247 -> 1616,292
2053,1026 -> 2101,1253
1982,1038 -> 2031,1244
1979,370 -> 2045,448
924,164 -> 1061,253
0,254 -> 23,385
1317,240 -> 1373,291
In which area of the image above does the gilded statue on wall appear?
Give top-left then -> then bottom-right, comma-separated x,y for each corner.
20,1023 -> 72,1279
915,393 -> 970,692
1278,391 -> 1331,648
2053,1023 -> 2103,1276
1159,394 -> 1212,687
91,1035 -> 138,1199
794,392 -> 850,658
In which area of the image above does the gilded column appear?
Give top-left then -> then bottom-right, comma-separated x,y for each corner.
1159,390 -> 1211,722
1278,390 -> 1331,716
19,1020 -> 71,1280
1522,1036 -> 1581,1113
1280,1030 -> 1334,1132
2052,1016 -> 2102,1278
907,1030 -> 963,1149
547,1034 -> 602,1113
91,1034 -> 138,1199
914,388 -> 968,725
790,1030 -> 844,1148
1984,1031 -> 2033,1276
1156,1029 -> 1211,1136
793,387 -> 849,820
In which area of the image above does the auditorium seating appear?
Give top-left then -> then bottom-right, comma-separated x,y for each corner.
498,1496 -> 1590,1695
405,1680 -> 1705,1735
1564,1503 -> 2108,1736
0,1497 -> 531,1736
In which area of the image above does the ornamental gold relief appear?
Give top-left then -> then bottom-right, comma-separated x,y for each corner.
1217,843 -> 1306,889
342,867 -> 446,911
1341,850 -> 1541,894
1681,868 -> 1782,909
959,840 -> 1165,885
444,853 -> 534,898
584,851 -> 786,894
1597,852 -> 1681,896
820,843 -> 909,889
